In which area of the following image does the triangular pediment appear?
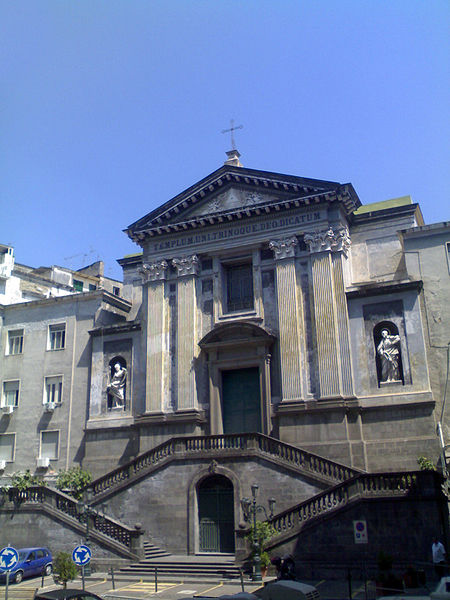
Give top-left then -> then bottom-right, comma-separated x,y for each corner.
125,164 -> 360,243
181,187 -> 281,219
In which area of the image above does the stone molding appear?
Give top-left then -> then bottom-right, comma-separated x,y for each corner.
172,254 -> 200,277
139,260 -> 168,282
269,236 -> 298,260
304,227 -> 351,255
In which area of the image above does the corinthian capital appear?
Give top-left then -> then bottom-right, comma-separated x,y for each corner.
172,254 -> 200,277
304,227 -> 351,255
139,260 -> 168,282
269,237 -> 298,260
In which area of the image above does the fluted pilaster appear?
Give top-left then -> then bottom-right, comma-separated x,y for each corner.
306,227 -> 354,398
270,237 -> 305,401
172,255 -> 199,410
143,261 -> 170,412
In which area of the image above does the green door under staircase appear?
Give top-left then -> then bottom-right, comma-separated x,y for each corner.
198,475 -> 235,553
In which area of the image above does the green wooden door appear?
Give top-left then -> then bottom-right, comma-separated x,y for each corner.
198,476 -> 235,553
222,367 -> 261,434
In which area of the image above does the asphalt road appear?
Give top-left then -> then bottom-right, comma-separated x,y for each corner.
0,572 -> 384,600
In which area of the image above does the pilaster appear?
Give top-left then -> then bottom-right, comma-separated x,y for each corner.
269,237 -> 305,401
305,227 -> 354,398
140,261 -> 169,412
172,255 -> 200,410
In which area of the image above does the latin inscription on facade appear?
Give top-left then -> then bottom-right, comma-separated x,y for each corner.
152,209 -> 323,252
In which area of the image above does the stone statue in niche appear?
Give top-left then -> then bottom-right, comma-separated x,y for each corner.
377,329 -> 402,383
107,363 -> 127,409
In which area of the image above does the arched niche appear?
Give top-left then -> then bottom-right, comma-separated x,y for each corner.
373,321 -> 404,386
107,355 -> 128,410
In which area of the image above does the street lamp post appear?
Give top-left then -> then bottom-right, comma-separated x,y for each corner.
76,487 -> 105,577
240,483 -> 276,582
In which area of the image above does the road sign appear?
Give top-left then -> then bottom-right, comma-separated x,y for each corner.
353,520 -> 368,544
72,545 -> 91,566
0,547 -> 19,572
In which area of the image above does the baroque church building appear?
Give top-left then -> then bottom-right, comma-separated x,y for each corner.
1,151 -> 448,568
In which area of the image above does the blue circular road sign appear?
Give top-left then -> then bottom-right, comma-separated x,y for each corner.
0,547 -> 19,572
72,545 -> 91,566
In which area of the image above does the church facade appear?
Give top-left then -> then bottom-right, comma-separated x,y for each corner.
1,153 -> 448,563
84,154 -> 439,482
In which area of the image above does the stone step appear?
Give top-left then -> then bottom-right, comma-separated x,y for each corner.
120,555 -> 241,578
120,565 -> 241,578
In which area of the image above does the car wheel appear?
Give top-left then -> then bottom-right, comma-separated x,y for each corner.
14,571 -> 24,584
44,564 -> 52,576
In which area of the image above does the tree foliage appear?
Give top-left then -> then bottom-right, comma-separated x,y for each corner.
245,521 -> 276,553
56,467 -> 92,499
11,469 -> 45,490
53,552 -> 78,588
417,456 -> 436,471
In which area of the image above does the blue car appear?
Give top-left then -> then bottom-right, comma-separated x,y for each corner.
0,547 -> 52,583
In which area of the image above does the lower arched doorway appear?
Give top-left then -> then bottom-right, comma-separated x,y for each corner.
198,475 -> 235,553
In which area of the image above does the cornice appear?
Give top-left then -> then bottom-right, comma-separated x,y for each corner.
125,166 -> 360,242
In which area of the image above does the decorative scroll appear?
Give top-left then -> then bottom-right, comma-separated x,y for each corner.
172,255 -> 200,277
269,237 -> 298,260
304,227 -> 351,255
139,260 -> 168,282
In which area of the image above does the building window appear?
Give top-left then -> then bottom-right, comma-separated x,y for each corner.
0,433 -> 15,462
44,376 -> 63,405
89,283 -> 97,291
40,430 -> 59,460
2,380 -> 19,407
48,324 -> 66,350
113,286 -> 120,296
73,279 -> 84,292
7,329 -> 23,355
225,263 -> 254,312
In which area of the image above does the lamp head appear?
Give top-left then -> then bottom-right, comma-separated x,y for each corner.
251,483 -> 259,499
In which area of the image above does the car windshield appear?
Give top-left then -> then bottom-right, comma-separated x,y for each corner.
18,551 -> 28,560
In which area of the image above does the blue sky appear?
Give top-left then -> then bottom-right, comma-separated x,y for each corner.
1,1 -> 449,280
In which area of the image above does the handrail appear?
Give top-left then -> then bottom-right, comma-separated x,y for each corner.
87,433 -> 361,499
5,486 -> 138,551
269,471 -> 420,542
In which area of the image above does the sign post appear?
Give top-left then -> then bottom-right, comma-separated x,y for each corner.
353,521 -> 369,600
72,545 -> 91,591
0,547 -> 19,600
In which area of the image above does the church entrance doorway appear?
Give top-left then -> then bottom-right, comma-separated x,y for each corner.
222,367 -> 261,433
198,475 -> 235,553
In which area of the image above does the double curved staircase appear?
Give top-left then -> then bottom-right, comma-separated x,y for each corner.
1,433 -> 427,577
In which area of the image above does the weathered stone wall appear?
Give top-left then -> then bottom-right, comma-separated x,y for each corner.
104,456 -> 326,555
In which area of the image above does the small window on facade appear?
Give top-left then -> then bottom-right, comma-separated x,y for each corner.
7,329 -> 23,355
44,376 -> 63,404
113,286 -> 120,296
226,263 -> 254,312
48,324 -> 66,350
2,380 -> 19,407
0,433 -> 15,462
73,279 -> 84,292
201,258 -> 213,272
40,430 -> 59,460
260,248 -> 274,261
89,283 -> 97,291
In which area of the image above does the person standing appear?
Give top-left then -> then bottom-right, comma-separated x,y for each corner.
432,537 -> 446,578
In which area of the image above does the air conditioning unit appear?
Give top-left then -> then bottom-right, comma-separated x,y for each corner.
1,406 -> 14,415
45,402 -> 56,413
37,457 -> 50,468
0,460 -> 6,470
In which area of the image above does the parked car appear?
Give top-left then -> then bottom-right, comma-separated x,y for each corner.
35,591 -> 104,600
0,547 -> 52,584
